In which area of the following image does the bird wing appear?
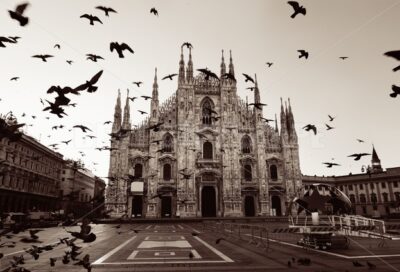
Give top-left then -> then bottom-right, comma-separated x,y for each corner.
89,70 -> 103,84
287,1 -> 300,10
392,85 -> 400,93
0,37 -> 14,43
80,14 -> 91,20
110,42 -> 117,52
384,50 -> 400,61
16,3 -> 29,14
162,75 -> 171,80
120,43 -> 134,53
93,16 -> 103,23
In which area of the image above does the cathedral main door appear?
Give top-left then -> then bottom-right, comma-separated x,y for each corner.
161,196 -> 172,218
244,195 -> 255,217
201,186 -> 216,217
271,195 -> 282,216
131,196 -> 143,218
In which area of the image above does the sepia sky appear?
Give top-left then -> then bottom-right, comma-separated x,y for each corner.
1,0 -> 399,180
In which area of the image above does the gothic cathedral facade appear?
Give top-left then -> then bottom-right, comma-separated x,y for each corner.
105,48 -> 302,218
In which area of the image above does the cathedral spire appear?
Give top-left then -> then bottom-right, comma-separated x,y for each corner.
186,47 -> 193,82
112,90 -> 122,133
150,68 -> 159,122
178,47 -> 185,84
220,49 -> 226,78
280,98 -> 288,139
122,89 -> 131,129
287,98 -> 297,142
254,74 -> 260,105
228,50 -> 235,77
152,67 -> 158,100
275,114 -> 278,133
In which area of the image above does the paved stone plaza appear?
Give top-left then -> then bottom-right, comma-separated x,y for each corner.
1,222 -> 400,271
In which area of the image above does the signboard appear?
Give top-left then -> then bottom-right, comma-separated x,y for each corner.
131,181 -> 144,193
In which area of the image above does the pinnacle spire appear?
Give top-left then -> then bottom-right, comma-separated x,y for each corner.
228,50 -> 235,77
186,47 -> 193,82
254,74 -> 260,104
112,90 -> 122,133
152,67 -> 158,98
122,89 -> 131,129
179,47 -> 185,83
220,49 -> 226,77
151,67 -> 159,122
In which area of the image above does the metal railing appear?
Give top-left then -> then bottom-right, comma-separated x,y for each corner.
203,221 -> 270,252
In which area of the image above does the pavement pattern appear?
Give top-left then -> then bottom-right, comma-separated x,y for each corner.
1,222 -> 400,271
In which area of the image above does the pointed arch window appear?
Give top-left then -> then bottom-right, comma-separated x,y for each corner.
163,163 -> 171,181
134,163 -> 143,178
270,165 -> 278,181
241,136 -> 252,154
244,164 -> 252,181
203,142 -> 213,159
163,134 -> 173,152
202,100 -> 213,125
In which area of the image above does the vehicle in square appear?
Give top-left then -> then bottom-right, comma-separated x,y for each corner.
1,212 -> 31,231
297,232 -> 349,250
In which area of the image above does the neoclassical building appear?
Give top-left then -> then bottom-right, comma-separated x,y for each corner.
105,48 -> 302,218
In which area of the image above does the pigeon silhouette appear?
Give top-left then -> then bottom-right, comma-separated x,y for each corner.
96,6 -> 117,16
32,55 -> 54,62
288,1 -> 306,18
242,73 -> 255,83
8,3 -> 30,26
323,162 -> 340,168
303,124 -> 317,135
110,42 -> 134,58
0,37 -> 16,47
80,14 -> 103,25
162,74 -> 178,80
298,50 -> 309,59
390,84 -> 400,98
86,54 -> 104,62
150,7 -> 158,16
197,68 -> 219,81
383,50 -> 400,72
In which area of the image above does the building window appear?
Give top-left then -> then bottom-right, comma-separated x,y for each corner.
382,192 -> 389,202
370,193 -> 377,203
163,164 -> 171,181
360,194 -> 366,204
349,194 -> 356,203
202,99 -> 213,125
359,184 -> 363,190
244,164 -> 252,181
381,182 -> 386,189
203,142 -> 213,159
241,136 -> 252,154
163,134 -> 173,152
339,185 -> 343,191
270,165 -> 278,181
395,192 -> 400,202
134,164 -> 143,178
370,183 -> 374,190
394,181 -> 398,188
348,185 -> 353,191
